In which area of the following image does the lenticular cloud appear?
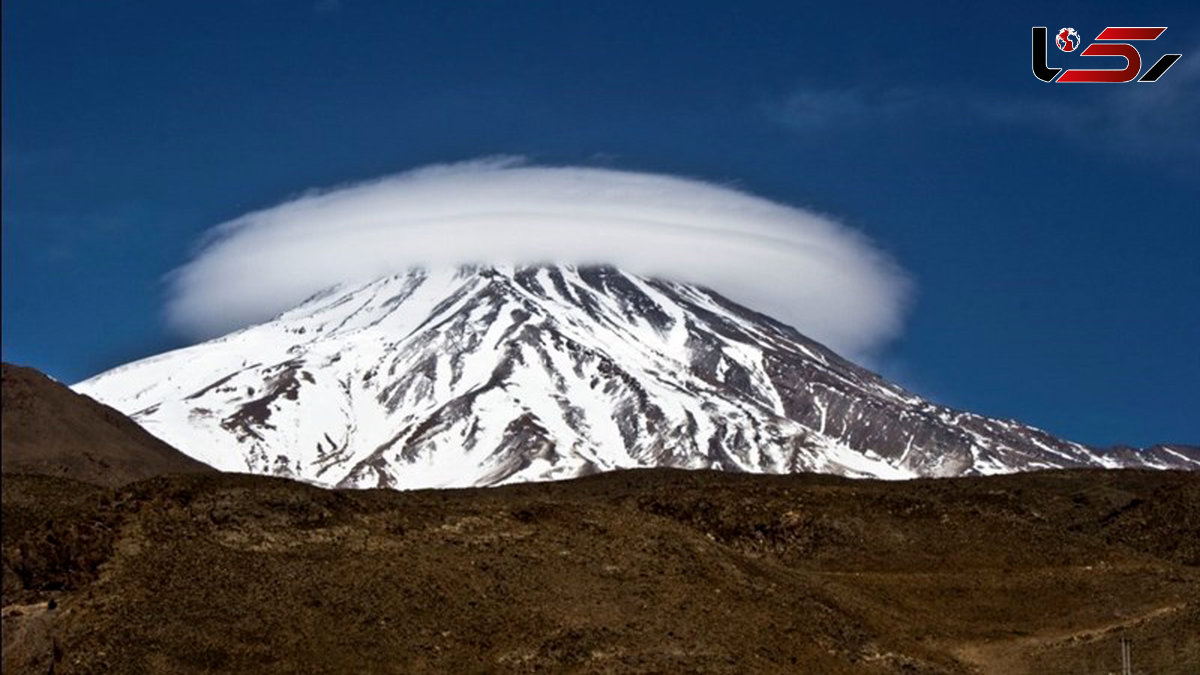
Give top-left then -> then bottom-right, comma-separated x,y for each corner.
167,158 -> 910,359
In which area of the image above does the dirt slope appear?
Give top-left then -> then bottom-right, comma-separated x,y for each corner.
3,468 -> 1197,673
1,363 -> 214,487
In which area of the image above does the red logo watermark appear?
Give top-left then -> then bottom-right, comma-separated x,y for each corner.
1033,26 -> 1182,83
1056,28 -> 1081,52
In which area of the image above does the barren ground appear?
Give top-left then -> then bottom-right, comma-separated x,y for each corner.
3,468 -> 1198,673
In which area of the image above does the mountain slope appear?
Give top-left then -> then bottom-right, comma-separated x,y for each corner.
74,265 -> 1199,488
2,363 -> 215,486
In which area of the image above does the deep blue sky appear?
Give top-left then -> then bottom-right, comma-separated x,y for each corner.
3,1 -> 1197,447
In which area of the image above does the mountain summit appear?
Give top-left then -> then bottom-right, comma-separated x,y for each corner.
75,265 -> 1198,488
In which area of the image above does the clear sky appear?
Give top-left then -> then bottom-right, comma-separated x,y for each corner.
3,1 -> 1197,447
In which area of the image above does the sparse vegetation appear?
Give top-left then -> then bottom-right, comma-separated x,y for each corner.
3,468 -> 1198,673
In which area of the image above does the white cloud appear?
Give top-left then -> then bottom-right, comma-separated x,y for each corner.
768,54 -> 1200,163
167,159 -> 911,360
766,85 -> 930,131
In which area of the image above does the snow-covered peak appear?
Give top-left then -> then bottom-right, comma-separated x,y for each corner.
76,265 -> 1200,488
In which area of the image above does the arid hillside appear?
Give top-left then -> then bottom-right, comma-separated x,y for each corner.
1,363 -> 214,487
3,468 -> 1197,673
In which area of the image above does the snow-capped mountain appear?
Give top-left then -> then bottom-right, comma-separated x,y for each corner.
75,265 -> 1199,488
